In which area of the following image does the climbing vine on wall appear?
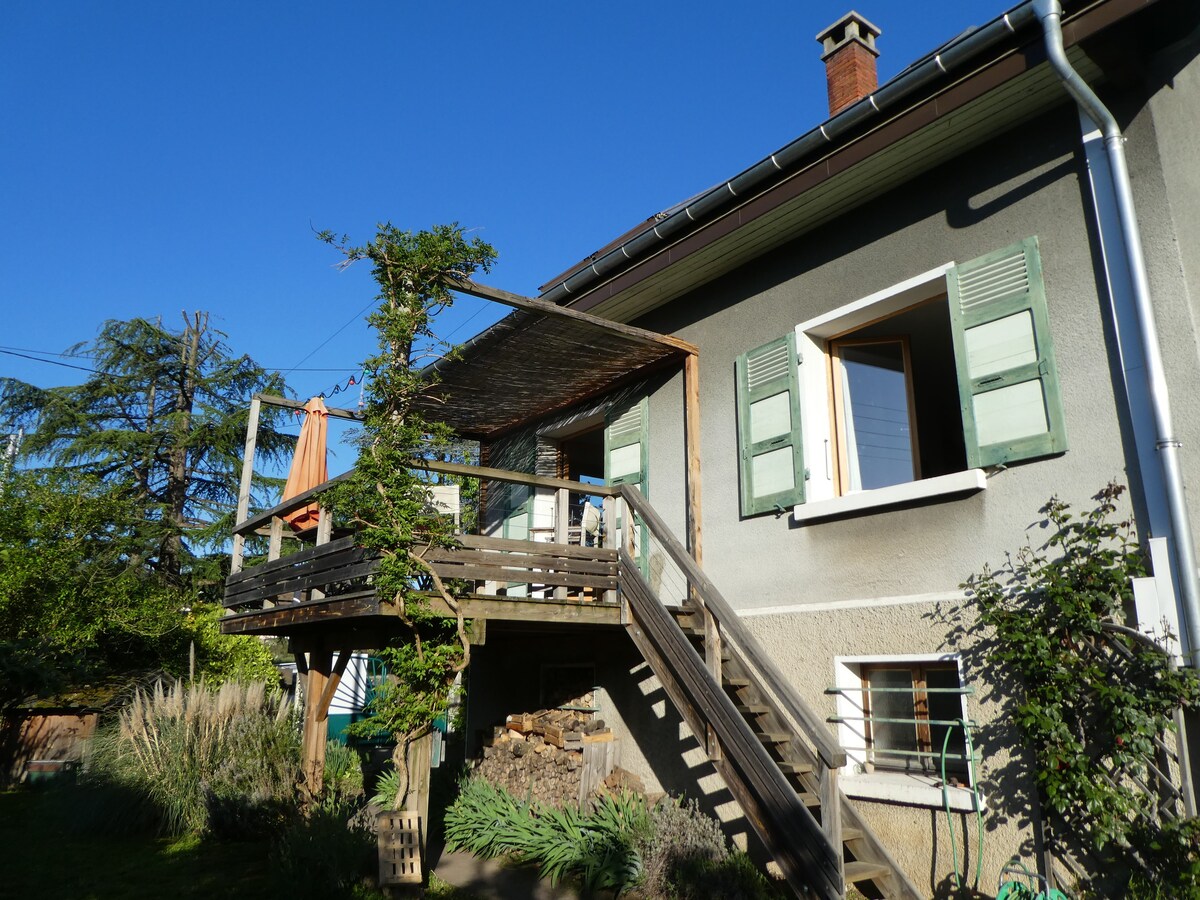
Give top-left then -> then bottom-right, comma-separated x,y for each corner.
964,483 -> 1200,894
317,223 -> 496,805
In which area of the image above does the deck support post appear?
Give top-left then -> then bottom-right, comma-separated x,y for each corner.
302,645 -> 334,798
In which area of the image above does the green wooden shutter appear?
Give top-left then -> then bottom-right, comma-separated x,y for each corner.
947,236 -> 1067,468
736,333 -> 805,516
604,398 -> 648,495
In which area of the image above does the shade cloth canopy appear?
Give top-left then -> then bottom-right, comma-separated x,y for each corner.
281,396 -> 329,530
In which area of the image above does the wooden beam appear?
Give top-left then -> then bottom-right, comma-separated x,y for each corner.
230,394 -> 261,574
413,458 -> 620,497
445,277 -> 699,356
315,650 -> 354,722
255,392 -> 362,420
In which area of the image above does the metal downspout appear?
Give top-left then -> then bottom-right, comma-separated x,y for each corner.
1033,2 -> 1200,653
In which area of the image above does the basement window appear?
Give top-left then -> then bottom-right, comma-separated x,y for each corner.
831,654 -> 980,812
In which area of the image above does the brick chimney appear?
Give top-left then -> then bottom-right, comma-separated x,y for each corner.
816,12 -> 881,117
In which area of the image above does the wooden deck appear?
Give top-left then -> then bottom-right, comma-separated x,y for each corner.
221,532 -> 622,637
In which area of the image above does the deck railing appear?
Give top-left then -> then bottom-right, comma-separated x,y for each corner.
225,460 -> 623,611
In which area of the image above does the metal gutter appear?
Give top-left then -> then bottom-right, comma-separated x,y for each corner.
1033,0 -> 1200,673
541,1 -> 1045,304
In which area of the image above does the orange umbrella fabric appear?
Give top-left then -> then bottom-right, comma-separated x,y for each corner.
281,397 -> 329,531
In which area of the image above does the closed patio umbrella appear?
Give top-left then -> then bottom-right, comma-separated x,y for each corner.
281,396 -> 329,531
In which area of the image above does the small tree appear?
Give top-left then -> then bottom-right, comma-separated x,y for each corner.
318,223 -> 496,805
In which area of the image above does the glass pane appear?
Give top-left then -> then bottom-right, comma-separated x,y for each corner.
750,391 -> 791,444
752,447 -> 795,498
926,667 -> 967,776
965,311 -> 1037,379
609,442 -> 641,479
839,343 -> 914,491
866,669 -> 919,771
973,379 -> 1048,446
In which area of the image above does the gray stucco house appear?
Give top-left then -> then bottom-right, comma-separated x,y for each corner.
450,0 -> 1200,891
223,0 -> 1200,894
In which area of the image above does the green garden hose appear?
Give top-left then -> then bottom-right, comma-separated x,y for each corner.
941,719 -> 985,891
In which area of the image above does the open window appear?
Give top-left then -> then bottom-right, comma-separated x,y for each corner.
735,236 -> 1067,518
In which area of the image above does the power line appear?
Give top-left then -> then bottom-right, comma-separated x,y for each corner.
0,348 -> 100,373
283,298 -> 378,377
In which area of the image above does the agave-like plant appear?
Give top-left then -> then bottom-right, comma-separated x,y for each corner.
444,778 -> 648,895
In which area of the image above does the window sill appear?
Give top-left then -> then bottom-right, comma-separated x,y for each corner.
792,469 -> 987,524
841,771 -> 983,812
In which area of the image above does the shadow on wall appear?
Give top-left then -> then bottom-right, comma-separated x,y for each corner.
605,653 -> 782,869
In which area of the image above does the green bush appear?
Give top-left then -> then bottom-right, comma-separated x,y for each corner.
636,796 -> 729,897
89,679 -> 300,836
270,796 -> 379,900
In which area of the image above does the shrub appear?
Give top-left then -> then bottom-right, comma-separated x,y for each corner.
270,796 -> 379,900
636,796 -> 729,897
90,679 -> 300,836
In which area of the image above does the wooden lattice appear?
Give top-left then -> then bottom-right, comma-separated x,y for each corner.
377,810 -> 422,885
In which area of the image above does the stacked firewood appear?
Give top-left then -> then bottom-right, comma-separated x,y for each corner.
473,706 -> 615,808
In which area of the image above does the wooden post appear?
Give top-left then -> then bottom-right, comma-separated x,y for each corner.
683,352 -> 703,568
303,647 -> 333,798
266,517 -> 284,608
554,487 -> 569,600
602,495 -> 617,605
819,763 -> 845,891
310,504 -> 333,601
230,394 -> 262,574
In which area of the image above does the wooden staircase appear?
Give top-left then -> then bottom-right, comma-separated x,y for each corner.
616,485 -> 921,900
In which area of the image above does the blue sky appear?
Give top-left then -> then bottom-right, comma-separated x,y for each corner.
1,0 -> 1009,426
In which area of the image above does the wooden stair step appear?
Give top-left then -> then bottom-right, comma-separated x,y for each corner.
735,702 -> 770,715
757,731 -> 792,745
844,860 -> 892,884
797,792 -> 821,808
842,827 -> 864,843
724,676 -> 751,688
776,761 -> 814,775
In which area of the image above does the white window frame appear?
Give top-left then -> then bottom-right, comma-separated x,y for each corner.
793,263 -> 988,522
832,652 -> 981,812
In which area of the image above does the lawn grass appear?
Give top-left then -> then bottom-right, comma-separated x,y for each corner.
0,789 -> 272,900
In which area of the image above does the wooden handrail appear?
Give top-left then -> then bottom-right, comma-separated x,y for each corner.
233,459 -> 618,537
619,484 -> 846,769
234,471 -> 354,536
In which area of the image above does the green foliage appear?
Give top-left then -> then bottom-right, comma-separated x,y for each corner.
636,796 -> 730,898
0,313 -> 291,583
323,740 -> 364,801
663,851 -> 787,900
90,679 -> 300,837
369,765 -> 402,809
269,796 -> 379,900
318,224 -> 494,763
444,777 -> 649,895
0,313 -> 289,692
964,484 -> 1200,893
